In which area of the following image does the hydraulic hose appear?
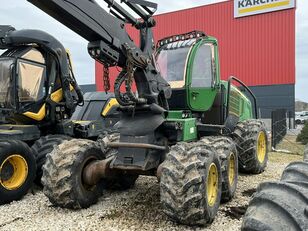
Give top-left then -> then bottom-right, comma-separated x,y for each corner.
114,70 -> 146,106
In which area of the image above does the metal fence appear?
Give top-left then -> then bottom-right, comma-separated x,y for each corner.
271,109 -> 287,149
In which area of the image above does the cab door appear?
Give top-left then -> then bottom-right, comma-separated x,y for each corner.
187,42 -> 218,111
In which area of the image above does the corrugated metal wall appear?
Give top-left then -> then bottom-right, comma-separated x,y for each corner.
96,0 -> 295,91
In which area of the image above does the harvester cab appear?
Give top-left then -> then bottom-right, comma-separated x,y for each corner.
28,0 -> 268,226
156,31 -> 255,129
156,31 -> 218,112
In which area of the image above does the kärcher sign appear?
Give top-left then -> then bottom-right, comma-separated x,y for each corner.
234,0 -> 295,18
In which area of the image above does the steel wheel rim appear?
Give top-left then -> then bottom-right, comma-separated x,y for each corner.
228,152 -> 236,186
207,163 -> 218,207
257,131 -> 266,163
0,155 -> 28,190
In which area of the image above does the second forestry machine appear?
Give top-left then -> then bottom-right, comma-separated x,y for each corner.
28,0 -> 268,225
0,25 -> 119,205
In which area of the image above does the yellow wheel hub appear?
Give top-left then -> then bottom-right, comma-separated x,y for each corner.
0,155 -> 28,190
257,131 -> 267,163
207,163 -> 218,207
228,153 -> 236,186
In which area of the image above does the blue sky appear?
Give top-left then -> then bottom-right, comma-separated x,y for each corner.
0,0 -> 307,101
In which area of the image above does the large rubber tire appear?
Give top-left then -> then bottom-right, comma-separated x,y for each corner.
201,136 -> 238,202
42,139 -> 105,209
241,181 -> 308,231
0,140 -> 36,205
99,132 -> 138,190
233,119 -> 268,174
160,142 -> 222,225
281,161 -> 308,183
32,135 -> 72,185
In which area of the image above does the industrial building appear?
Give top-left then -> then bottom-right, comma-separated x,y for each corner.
90,0 -> 296,119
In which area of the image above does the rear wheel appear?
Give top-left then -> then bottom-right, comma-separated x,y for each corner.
233,119 -> 268,174
0,140 -> 36,205
32,135 -> 72,185
201,136 -> 238,202
42,139 -> 105,209
160,142 -> 222,225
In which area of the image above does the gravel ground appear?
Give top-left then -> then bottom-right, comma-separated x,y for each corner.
0,152 -> 302,231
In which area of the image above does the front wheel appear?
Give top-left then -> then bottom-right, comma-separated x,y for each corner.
160,142 -> 222,225
0,140 -> 36,205
42,139 -> 105,209
201,136 -> 238,202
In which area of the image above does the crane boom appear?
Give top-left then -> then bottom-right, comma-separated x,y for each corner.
28,0 -> 170,107
28,0 -> 134,66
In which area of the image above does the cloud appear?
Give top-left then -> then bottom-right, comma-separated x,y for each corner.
296,63 -> 308,102
296,0 -> 308,102
156,0 -> 226,13
0,1 -> 93,84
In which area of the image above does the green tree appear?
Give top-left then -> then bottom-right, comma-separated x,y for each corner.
297,122 -> 308,145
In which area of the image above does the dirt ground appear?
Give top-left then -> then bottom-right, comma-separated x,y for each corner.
0,134 -> 305,231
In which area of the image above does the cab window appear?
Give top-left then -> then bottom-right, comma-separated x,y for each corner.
0,58 -> 14,104
157,46 -> 190,82
191,43 -> 215,88
18,60 -> 46,102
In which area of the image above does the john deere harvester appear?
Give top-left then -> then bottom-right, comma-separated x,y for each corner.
28,0 -> 269,225
0,26 -> 119,204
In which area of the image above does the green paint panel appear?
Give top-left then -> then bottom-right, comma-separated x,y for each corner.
166,118 -> 197,141
167,111 -> 185,119
182,118 -> 197,141
186,37 -> 219,112
221,80 -> 253,121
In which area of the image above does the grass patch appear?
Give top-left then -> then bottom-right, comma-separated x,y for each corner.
269,151 -> 303,164
275,135 -> 305,156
